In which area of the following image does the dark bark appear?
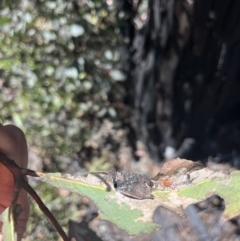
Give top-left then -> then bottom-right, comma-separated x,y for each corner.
118,0 -> 240,165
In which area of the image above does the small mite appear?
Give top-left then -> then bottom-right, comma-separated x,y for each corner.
160,179 -> 177,189
161,179 -> 172,187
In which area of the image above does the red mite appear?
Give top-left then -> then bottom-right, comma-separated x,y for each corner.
161,179 -> 172,187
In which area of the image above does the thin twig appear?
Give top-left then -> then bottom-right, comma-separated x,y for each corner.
22,179 -> 69,241
0,151 -> 69,241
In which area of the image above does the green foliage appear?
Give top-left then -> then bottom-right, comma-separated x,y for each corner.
0,0 -> 125,169
85,149 -> 112,172
36,169 -> 240,238
0,208 -> 16,241
178,171 -> 240,219
0,1 -> 129,239
38,172 -> 159,236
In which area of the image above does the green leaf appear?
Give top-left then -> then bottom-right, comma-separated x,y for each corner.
0,208 -> 16,241
37,165 -> 240,236
178,171 -> 240,219
38,172 -> 159,236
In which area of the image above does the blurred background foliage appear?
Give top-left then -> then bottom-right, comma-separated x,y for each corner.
0,0 -> 136,239
0,0 -> 128,172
